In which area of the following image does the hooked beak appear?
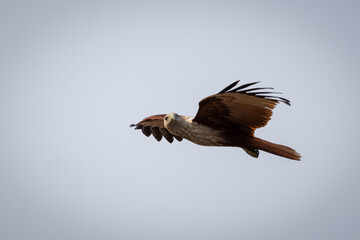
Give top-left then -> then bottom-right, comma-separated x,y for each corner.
169,114 -> 176,121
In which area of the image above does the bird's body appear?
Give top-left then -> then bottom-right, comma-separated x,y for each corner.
130,81 -> 301,160
164,114 -> 225,146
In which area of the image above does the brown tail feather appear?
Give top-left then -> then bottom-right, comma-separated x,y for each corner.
250,137 -> 301,161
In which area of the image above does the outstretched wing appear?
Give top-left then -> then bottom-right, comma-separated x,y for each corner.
130,114 -> 183,143
193,81 -> 291,135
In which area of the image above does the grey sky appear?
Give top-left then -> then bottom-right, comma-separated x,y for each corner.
1,0 -> 359,239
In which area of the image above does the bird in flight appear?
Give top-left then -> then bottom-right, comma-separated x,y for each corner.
130,81 -> 301,160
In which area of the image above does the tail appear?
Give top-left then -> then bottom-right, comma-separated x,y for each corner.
250,137 -> 301,161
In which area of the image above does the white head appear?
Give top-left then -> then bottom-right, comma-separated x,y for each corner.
164,113 -> 180,128
164,113 -> 194,136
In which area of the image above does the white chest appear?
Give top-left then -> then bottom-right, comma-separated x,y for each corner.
166,118 -> 225,146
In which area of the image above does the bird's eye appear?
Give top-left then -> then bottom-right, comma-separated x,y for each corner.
164,116 -> 168,121
174,114 -> 178,118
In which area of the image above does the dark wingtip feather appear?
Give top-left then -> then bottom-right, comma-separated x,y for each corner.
238,87 -> 274,93
160,128 -> 174,143
219,81 -> 291,106
142,126 -> 151,137
231,81 -> 260,92
150,127 -> 163,141
277,97 -> 291,106
130,124 -> 142,130
174,136 -> 183,142
218,80 -> 240,94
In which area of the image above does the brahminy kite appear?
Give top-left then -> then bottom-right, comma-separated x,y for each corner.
130,81 -> 301,160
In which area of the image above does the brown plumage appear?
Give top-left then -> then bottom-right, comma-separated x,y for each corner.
130,81 -> 301,160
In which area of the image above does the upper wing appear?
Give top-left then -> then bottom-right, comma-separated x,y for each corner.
193,81 -> 291,135
130,114 -> 183,143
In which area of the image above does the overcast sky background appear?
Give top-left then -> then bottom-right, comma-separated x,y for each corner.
1,0 -> 359,239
